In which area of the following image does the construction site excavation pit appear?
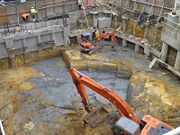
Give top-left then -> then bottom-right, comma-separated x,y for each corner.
0,44 -> 179,135
0,0 -> 180,134
0,51 -> 131,135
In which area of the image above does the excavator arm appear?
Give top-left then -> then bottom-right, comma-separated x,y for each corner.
69,67 -> 140,124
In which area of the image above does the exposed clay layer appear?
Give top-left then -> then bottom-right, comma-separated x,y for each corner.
0,46 -> 66,70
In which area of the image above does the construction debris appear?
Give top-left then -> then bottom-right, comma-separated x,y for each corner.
149,57 -> 180,78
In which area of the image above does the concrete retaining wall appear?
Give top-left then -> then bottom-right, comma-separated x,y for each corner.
161,25 -> 180,51
115,0 -> 174,15
0,23 -> 70,59
0,0 -> 78,27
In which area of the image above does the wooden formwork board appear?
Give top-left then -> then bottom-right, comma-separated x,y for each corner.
0,8 -> 9,25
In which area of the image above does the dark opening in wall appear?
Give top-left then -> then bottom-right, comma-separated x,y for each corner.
140,46 -> 144,54
167,46 -> 177,67
116,37 -> 122,45
70,36 -> 78,45
127,41 -> 135,50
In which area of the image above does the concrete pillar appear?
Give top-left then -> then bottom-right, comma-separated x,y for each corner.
161,43 -> 169,62
122,15 -> 128,33
114,15 -> 118,28
63,25 -> 70,37
5,38 -> 14,49
23,39 -> 27,52
63,25 -> 70,45
37,35 -> 41,43
52,33 -> 56,43
144,26 -> 149,39
122,20 -> 127,33
77,35 -> 81,43
144,45 -> 150,59
51,33 -> 58,48
122,39 -> 127,47
122,15 -> 128,47
64,37 -> 70,46
92,13 -> 98,27
135,44 -> 140,53
175,51 -> 180,71
23,39 -> 27,47
144,20 -> 150,39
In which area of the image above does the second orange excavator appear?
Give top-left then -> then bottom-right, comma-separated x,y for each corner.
69,67 -> 174,135
80,31 -> 116,54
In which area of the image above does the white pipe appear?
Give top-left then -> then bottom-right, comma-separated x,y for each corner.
0,119 -> 6,135
163,127 -> 180,135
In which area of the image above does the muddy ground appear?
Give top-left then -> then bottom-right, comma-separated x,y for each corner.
0,43 -> 179,135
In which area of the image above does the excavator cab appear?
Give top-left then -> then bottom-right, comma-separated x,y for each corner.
80,33 -> 94,53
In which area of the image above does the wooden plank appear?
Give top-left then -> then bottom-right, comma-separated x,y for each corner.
149,57 -> 158,69
149,57 -> 180,78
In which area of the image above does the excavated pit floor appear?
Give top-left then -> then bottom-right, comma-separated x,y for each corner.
0,44 -> 179,135
0,57 -> 129,135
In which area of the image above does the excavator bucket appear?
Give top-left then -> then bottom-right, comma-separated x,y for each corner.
83,105 -> 115,128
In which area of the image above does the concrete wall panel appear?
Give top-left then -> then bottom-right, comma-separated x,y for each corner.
161,27 -> 180,51
55,5 -> 64,15
98,17 -> 112,28
65,4 -> 72,13
41,34 -> 52,42
54,32 -> 64,45
71,3 -> 78,11
0,8 -> 9,25
7,6 -> 18,25
0,0 -> 78,27
38,9 -> 46,20
14,39 -> 23,49
46,7 -> 55,17
164,0 -> 175,8
26,37 -> 38,52
122,0 -> 128,8
0,43 -> 8,58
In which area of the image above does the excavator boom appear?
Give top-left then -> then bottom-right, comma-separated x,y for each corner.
69,67 -> 140,124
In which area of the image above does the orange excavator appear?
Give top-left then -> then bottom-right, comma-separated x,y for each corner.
80,33 -> 94,53
80,31 -> 116,53
95,31 -> 116,45
69,67 -> 174,135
